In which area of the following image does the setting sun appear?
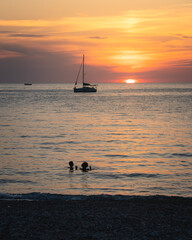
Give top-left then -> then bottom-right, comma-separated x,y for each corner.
125,79 -> 137,83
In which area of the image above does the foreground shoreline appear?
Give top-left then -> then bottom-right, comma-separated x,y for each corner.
1,195 -> 191,240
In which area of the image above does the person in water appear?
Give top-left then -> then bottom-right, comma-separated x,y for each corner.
68,161 -> 78,170
68,161 -> 74,170
80,162 -> 91,171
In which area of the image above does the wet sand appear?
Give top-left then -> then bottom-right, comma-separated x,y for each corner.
0,196 -> 191,240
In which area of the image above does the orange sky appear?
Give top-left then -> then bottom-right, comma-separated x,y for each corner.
0,0 -> 192,83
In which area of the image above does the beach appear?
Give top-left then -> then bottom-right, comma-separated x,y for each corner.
1,196 -> 191,240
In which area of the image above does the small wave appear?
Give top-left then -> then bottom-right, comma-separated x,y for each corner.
106,133 -> 126,136
20,135 -> 67,139
40,146 -> 51,149
149,152 -> 192,158
40,142 -> 56,145
0,193 -> 97,200
20,135 -> 30,138
127,173 -> 160,178
41,141 -> 80,145
106,140 -> 117,143
0,179 -> 34,184
94,172 -> 161,180
104,154 -> 129,158
172,153 -> 192,158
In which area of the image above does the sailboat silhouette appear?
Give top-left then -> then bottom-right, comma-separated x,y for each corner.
74,55 -> 97,92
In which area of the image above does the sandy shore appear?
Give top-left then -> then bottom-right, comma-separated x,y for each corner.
0,196 -> 191,240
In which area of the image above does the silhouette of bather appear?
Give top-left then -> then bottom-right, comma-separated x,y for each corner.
81,162 -> 91,171
69,161 -> 74,170
68,161 -> 78,171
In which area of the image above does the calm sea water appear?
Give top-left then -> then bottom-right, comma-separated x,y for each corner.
0,83 -> 192,197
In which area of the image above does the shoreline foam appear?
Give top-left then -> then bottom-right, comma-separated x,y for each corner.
1,192 -> 192,200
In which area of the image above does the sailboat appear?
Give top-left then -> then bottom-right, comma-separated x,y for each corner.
74,55 -> 97,92
24,83 -> 32,85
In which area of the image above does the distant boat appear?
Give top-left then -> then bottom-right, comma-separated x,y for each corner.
24,83 -> 32,85
74,55 -> 97,93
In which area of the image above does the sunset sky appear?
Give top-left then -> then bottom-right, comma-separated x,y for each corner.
0,0 -> 192,83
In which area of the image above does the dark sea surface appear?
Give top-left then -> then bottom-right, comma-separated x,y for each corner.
0,83 -> 192,197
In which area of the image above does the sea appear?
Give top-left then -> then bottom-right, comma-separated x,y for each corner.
0,83 -> 192,199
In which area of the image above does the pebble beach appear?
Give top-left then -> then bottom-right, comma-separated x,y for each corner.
1,195 -> 192,240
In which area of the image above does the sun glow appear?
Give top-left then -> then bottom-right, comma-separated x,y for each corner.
125,79 -> 137,83
0,1 -> 191,84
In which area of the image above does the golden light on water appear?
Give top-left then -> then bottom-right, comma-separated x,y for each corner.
125,79 -> 137,83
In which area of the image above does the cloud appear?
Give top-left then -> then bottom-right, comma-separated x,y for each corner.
9,34 -> 48,38
0,30 -> 13,34
88,36 -> 108,40
0,43 -> 34,57
130,65 -> 192,83
0,2 -> 191,84
172,60 -> 192,67
1,46 -> 191,84
174,34 -> 192,39
0,41 -> 121,83
0,44 -> 84,83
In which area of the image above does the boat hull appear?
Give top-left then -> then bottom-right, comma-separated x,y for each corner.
74,87 -> 97,92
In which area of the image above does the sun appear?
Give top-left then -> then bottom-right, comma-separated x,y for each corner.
125,79 -> 137,84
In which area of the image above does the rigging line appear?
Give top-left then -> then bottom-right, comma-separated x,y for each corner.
74,62 -> 83,86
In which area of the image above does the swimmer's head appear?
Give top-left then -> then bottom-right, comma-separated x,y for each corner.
69,161 -> 74,168
81,162 -> 88,169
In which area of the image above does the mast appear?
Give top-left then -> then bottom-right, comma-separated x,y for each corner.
83,54 -> 84,84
